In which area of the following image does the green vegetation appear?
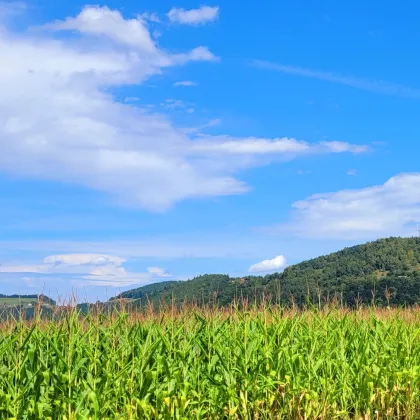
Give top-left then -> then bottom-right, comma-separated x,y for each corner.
0,297 -> 36,306
116,237 -> 420,308
0,307 -> 418,418
1,237 -> 419,418
0,295 -> 56,321
110,281 -> 179,301
0,294 -> 56,306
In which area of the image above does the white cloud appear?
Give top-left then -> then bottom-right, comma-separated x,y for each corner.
167,5 -> 219,25
160,99 -> 195,114
139,12 -> 161,23
0,253 -> 169,287
192,137 -> 367,155
147,266 -> 169,276
0,264 -> 48,274
174,80 -> 198,87
272,173 -> 420,239
182,46 -> 219,62
183,118 -> 222,134
46,6 -> 156,51
0,5 -> 367,212
347,169 -> 357,176
252,60 -> 420,99
82,265 -> 161,287
124,96 -> 141,102
320,141 -> 368,154
202,118 -> 221,128
44,253 -> 125,266
161,98 -> 188,109
249,255 -> 287,273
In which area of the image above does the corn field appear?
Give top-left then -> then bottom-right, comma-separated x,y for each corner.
0,306 -> 419,419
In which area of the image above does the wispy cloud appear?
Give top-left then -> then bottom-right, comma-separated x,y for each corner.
191,137 -> 368,155
252,60 -> 420,99
0,253 -> 170,287
174,80 -> 198,87
139,11 -> 161,23
0,1 -> 26,21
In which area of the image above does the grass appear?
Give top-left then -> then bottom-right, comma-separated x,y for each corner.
0,305 -> 419,419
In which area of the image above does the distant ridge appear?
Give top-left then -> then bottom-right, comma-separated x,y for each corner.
113,237 -> 420,308
0,294 -> 55,305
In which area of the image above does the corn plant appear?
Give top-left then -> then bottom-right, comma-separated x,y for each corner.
0,306 -> 418,419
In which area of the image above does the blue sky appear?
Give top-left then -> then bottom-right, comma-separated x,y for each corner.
0,0 -> 419,301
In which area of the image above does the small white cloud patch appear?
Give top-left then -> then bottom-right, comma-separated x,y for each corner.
167,5 -> 219,25
147,266 -> 169,276
174,80 -> 198,87
248,255 -> 287,273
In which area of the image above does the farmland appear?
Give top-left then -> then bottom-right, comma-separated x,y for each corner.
0,306 -> 419,419
0,297 -> 36,306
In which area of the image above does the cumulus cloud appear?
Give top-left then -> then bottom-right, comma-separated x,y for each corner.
0,5 -> 367,212
248,255 -> 287,273
272,173 -> 420,239
46,6 -> 157,51
167,5 -> 219,25
0,253 -> 169,287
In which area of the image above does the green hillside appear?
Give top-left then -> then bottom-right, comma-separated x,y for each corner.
0,294 -> 56,321
0,294 -> 55,306
110,280 -> 179,300
114,237 -> 420,308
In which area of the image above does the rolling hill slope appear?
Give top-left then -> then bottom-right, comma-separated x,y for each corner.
0,294 -> 56,306
114,237 -> 420,308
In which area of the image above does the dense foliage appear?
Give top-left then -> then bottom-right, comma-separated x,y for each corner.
110,281 -> 179,301
116,237 -> 420,308
0,308 -> 418,418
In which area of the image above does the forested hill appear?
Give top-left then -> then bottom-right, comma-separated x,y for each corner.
113,237 -> 420,308
110,281 -> 179,300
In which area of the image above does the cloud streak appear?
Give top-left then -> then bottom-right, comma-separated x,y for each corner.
252,60 -> 420,99
174,80 -> 198,87
0,253 -> 170,287
191,137 -> 368,155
